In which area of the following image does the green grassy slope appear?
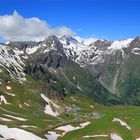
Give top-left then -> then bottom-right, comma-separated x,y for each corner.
60,96 -> 140,140
0,70 -> 140,140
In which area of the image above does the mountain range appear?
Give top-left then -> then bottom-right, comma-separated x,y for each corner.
1,35 -> 140,105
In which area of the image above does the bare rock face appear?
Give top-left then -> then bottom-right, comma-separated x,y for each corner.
129,36 -> 140,48
90,39 -> 112,50
24,36 -> 69,83
7,41 -> 39,50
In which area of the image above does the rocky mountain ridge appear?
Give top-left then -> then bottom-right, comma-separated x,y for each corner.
1,35 -> 140,105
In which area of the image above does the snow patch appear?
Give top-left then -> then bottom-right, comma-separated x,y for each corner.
132,47 -> 140,55
24,102 -> 30,106
21,125 -> 37,128
77,84 -> 83,91
26,45 -> 40,54
121,49 -> 125,59
83,134 -> 108,138
74,36 -> 98,45
89,105 -> 94,108
112,118 -> 131,130
56,121 -> 90,137
45,131 -> 61,140
19,104 -> 22,108
3,114 -> 27,121
41,94 -> 59,108
5,41 -> 10,45
108,39 -> 133,50
0,116 -> 12,122
132,47 -> 140,51
41,94 -> 59,117
44,104 -> 59,117
6,86 -> 12,90
0,95 -> 9,105
0,124 -> 44,140
4,92 -> 15,96
46,121 -> 90,140
22,55 -> 28,59
0,44 -> 26,82
110,133 -> 123,140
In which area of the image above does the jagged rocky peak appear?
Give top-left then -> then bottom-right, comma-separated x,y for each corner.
59,35 -> 79,45
44,35 -> 59,42
6,41 -> 27,50
90,39 -> 112,49
42,35 -> 64,52
7,41 -> 39,50
129,36 -> 140,48
133,36 -> 140,41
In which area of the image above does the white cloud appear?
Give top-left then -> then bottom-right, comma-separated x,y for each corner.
0,11 -> 75,41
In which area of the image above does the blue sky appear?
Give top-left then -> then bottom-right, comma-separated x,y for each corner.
0,0 -> 140,40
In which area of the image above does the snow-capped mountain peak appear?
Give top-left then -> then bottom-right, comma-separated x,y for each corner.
0,35 -> 137,83
108,38 -> 133,50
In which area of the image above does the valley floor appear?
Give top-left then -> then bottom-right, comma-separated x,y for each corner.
0,94 -> 140,140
